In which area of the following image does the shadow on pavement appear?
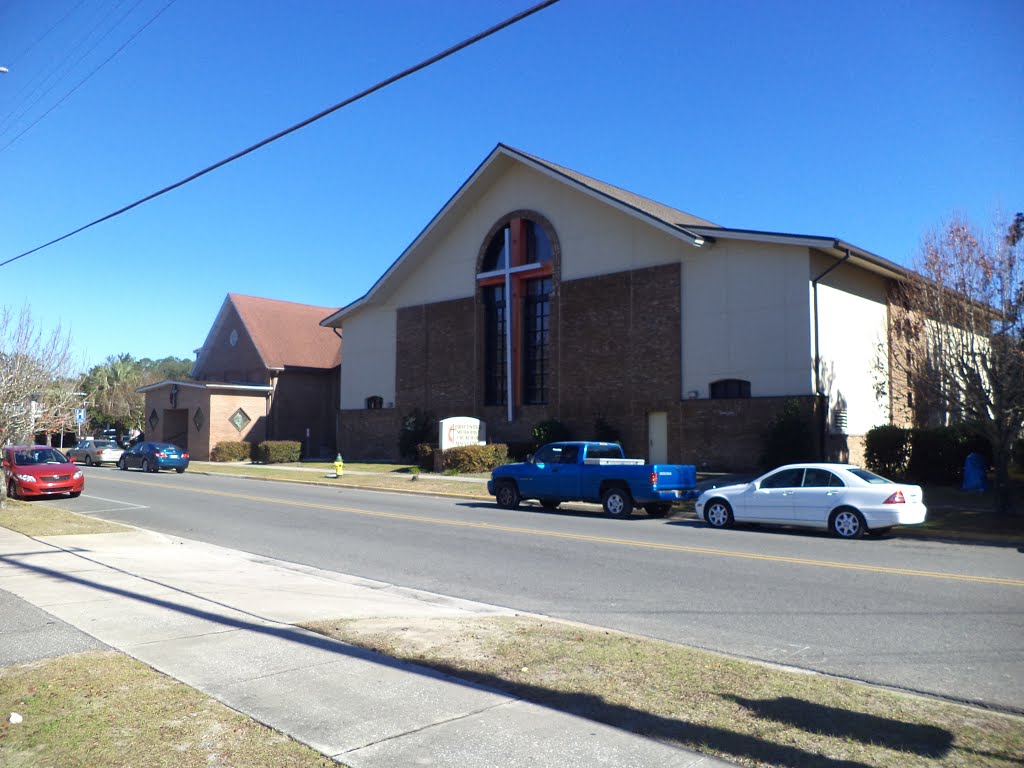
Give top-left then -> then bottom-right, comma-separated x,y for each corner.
0,543 -> 959,768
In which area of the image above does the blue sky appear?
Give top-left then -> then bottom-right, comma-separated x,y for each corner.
0,0 -> 1020,372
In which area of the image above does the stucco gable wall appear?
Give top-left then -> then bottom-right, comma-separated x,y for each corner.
812,253 -> 890,436
682,241 -> 813,398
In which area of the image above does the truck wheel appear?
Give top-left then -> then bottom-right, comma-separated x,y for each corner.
495,481 -> 521,509
602,486 -> 633,518
539,499 -> 560,511
644,502 -> 672,518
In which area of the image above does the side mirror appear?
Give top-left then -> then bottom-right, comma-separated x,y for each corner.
526,453 -> 534,463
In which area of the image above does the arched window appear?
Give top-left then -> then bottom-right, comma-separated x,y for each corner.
477,216 -> 555,409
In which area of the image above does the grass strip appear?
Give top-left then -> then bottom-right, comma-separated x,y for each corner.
303,614 -> 1024,768
0,651 -> 339,768
0,503 -> 130,536
194,462 -> 493,498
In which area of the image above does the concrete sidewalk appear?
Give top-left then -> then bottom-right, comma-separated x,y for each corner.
0,525 -> 733,767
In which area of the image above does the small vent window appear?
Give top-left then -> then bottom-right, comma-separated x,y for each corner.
365,395 -> 383,410
831,407 -> 849,433
709,379 -> 751,399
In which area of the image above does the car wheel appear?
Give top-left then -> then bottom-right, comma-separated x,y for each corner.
495,481 -> 521,509
705,498 -> 734,528
6,481 -> 18,500
644,502 -> 673,518
85,455 -> 94,466
118,457 -> 127,470
175,467 -> 186,474
539,498 -> 560,511
602,486 -> 633,518
830,508 -> 866,539
68,491 -> 81,498
142,459 -> 153,473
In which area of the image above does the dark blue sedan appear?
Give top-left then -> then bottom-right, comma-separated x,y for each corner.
118,442 -> 190,473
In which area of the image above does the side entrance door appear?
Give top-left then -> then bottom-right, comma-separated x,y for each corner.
647,412 -> 667,464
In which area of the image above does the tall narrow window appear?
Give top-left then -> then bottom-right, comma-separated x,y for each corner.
484,285 -> 507,405
477,215 -> 556,412
523,277 -> 551,404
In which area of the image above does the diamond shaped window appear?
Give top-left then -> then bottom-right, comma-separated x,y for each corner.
148,409 -> 159,430
194,408 -> 205,431
229,408 -> 251,432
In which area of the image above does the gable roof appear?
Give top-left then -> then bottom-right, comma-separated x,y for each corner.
321,144 -> 914,327
194,294 -> 341,378
322,143 -> 716,327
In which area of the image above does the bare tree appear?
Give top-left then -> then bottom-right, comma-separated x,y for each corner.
0,306 -> 81,506
889,213 -> 1024,514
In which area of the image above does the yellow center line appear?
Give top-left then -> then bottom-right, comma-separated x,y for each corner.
102,476 -> 1024,587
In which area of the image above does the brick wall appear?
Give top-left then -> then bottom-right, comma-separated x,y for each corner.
197,304 -> 269,385
338,409 -> 402,461
269,368 -> 338,458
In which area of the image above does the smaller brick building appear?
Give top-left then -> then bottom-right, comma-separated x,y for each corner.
140,294 -> 341,460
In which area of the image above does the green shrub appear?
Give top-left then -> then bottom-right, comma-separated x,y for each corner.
593,416 -> 622,445
210,441 -> 252,462
399,409 -> 435,460
415,443 -> 435,471
441,443 -> 509,473
531,419 -> 571,451
864,425 -> 911,478
253,440 -> 302,464
907,425 -> 989,484
759,399 -> 815,469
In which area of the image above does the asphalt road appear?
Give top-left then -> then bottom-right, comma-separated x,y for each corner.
51,465 -> 1024,712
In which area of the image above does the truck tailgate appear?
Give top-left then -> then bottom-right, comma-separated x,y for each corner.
652,464 -> 696,490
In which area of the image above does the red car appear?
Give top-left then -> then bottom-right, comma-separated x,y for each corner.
2,445 -> 84,500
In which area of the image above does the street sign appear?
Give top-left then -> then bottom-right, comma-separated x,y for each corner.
74,408 -> 86,424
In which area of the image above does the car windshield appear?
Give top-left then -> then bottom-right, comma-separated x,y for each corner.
95,440 -> 118,448
14,449 -> 67,465
847,467 -> 892,484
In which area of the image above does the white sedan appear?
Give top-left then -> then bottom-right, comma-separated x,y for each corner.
695,463 -> 927,539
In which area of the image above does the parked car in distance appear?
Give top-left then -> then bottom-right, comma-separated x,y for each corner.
67,438 -> 124,466
118,441 -> 189,474
2,445 -> 84,499
695,463 -> 927,539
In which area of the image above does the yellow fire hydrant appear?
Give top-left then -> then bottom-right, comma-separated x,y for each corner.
334,453 -> 344,478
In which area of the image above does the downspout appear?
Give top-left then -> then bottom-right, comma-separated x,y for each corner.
811,247 -> 851,459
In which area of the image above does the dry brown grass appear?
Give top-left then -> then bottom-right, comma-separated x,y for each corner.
0,651 -> 339,768
0,502 -> 130,536
304,614 -> 1024,768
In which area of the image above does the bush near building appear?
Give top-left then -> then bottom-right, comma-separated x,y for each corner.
442,444 -> 509,473
864,424 -> 991,483
210,441 -> 253,462
253,440 -> 302,464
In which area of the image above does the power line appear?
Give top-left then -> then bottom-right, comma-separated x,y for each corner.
0,0 -> 561,270
0,0 -> 178,154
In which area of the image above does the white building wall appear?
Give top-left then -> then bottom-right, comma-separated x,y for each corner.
682,241 -> 813,398
815,272 -> 890,435
339,309 -> 397,409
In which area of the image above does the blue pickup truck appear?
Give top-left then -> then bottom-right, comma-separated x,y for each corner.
487,441 -> 697,518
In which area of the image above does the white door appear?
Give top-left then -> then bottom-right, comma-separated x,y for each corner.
647,412 -> 667,464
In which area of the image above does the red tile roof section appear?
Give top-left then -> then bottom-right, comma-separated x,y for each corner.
229,293 -> 341,370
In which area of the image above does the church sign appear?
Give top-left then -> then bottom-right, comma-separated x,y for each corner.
439,417 -> 486,451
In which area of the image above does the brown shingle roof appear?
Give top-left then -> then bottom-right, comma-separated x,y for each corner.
230,294 -> 341,370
